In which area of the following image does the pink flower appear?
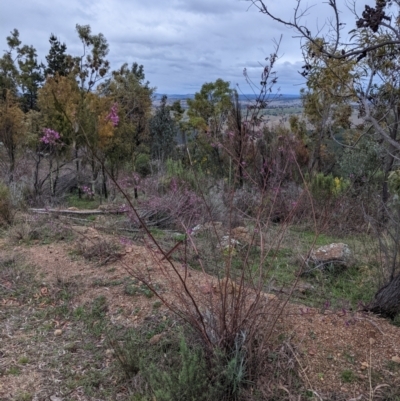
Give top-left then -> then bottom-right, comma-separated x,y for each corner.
40,128 -> 61,145
106,103 -> 119,127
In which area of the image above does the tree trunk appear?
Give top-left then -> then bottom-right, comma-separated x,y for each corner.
368,273 -> 400,318
102,164 -> 108,199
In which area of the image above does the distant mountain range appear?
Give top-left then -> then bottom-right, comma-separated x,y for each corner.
154,93 -> 300,102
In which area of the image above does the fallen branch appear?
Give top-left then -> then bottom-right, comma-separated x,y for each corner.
29,208 -> 127,216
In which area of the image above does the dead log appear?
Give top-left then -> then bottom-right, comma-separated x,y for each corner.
29,208 -> 127,216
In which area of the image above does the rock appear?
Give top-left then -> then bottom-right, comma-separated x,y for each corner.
231,226 -> 253,244
265,293 -> 277,300
310,243 -> 352,267
199,284 -> 212,295
105,349 -> 114,357
98,204 -> 120,212
392,356 -> 400,363
191,222 -> 223,236
54,329 -> 63,336
218,236 -> 240,250
213,277 -> 241,295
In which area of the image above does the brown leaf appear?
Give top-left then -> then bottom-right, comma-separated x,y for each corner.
149,333 -> 163,345
40,287 -> 49,296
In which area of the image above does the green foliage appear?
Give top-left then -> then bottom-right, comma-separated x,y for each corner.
308,172 -> 350,199
144,335 -> 247,400
73,24 -> 110,92
102,62 -> 154,149
0,182 -> 13,226
146,336 -> 210,401
17,44 -> 44,111
18,356 -> 29,364
187,79 -> 233,175
0,29 -> 44,111
340,369 -> 356,383
150,95 -> 177,161
15,392 -> 32,401
110,319 -> 251,401
124,282 -> 155,298
165,158 -> 203,189
187,79 -> 233,132
300,46 -> 356,172
388,169 -> 400,198
6,366 -> 21,375
45,34 -> 69,77
338,135 -> 381,184
67,194 -> 100,209
135,153 -> 151,176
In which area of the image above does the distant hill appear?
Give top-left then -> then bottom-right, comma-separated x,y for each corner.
154,93 -> 300,102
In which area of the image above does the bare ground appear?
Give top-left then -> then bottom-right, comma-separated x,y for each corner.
1,221 -> 400,400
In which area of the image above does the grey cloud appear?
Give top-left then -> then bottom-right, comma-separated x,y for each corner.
176,0 -> 243,15
1,0 -> 372,95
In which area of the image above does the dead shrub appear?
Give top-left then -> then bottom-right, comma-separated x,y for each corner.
76,238 -> 122,265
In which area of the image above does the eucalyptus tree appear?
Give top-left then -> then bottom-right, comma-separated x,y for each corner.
187,79 -> 233,174
99,62 -> 154,173
248,0 -> 400,174
0,29 -> 44,111
150,95 -> 176,162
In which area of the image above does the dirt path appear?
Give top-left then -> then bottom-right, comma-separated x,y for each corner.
1,229 -> 400,399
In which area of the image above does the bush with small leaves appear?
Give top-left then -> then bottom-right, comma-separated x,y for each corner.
0,183 -> 14,226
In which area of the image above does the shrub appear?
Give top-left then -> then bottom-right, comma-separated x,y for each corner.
110,320 -> 251,401
308,172 -> 350,200
145,336 -> 211,401
76,238 -> 122,265
0,183 -> 14,226
165,158 -> 205,190
135,153 -> 151,176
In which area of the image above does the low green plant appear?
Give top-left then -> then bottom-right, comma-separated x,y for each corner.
7,366 -> 21,375
125,282 -> 157,298
145,336 -> 211,401
67,194 -> 100,210
18,356 -> 29,364
16,392 -> 32,401
174,233 -> 187,242
340,369 -> 356,383
153,301 -> 162,309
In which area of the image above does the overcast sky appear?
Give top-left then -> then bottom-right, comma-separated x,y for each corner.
0,0 -> 373,95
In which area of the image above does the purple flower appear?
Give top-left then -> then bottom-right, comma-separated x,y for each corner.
106,103 -> 119,127
81,185 -> 94,197
41,128 -> 61,145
